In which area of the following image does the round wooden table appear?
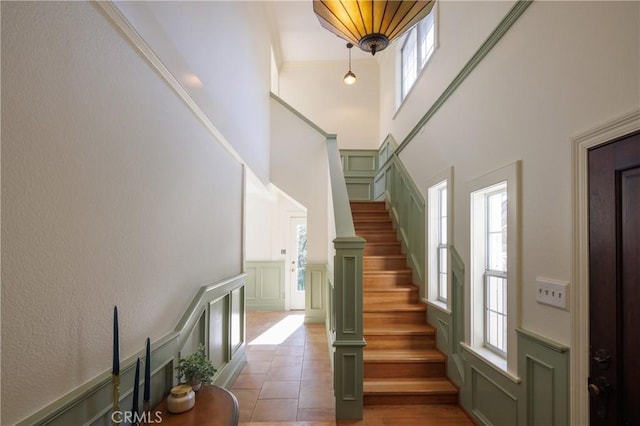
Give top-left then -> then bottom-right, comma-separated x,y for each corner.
154,385 -> 239,426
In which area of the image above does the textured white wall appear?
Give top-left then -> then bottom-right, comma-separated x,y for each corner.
379,1 -> 639,345
245,172 -> 305,261
377,0 -> 516,144
279,60 -> 380,149
270,98 -> 329,265
1,2 -> 244,423
115,1 -> 273,184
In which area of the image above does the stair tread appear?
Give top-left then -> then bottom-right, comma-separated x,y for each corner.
364,285 -> 418,293
364,349 -> 446,362
364,324 -> 435,334
364,378 -> 458,395
364,269 -> 412,275
364,303 -> 426,312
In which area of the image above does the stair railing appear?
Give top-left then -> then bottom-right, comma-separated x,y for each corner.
326,136 -> 366,420
269,93 -> 365,420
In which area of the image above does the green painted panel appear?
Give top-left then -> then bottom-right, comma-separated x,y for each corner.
261,266 -> 282,299
310,269 -> 324,310
342,256 -> 357,334
209,295 -> 230,372
471,367 -> 518,425
246,261 -> 285,310
231,287 -> 244,354
347,155 -> 377,172
528,356 -> 555,426
346,179 -> 374,200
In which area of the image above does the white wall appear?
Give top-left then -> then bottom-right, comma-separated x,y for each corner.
377,0 -> 516,144
270,98 -> 330,265
279,60 -> 380,149
379,1 -> 639,345
115,1 -> 273,184
1,2 -> 246,423
245,171 -> 305,261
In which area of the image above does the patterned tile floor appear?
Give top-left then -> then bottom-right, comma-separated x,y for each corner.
230,311 -> 474,426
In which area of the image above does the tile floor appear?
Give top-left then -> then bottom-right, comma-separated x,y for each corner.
230,311 -> 474,426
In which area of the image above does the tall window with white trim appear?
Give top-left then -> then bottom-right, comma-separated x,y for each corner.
400,7 -> 436,100
427,178 -> 448,305
484,186 -> 507,355
467,161 -> 520,376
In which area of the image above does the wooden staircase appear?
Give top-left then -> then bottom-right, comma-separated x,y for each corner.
351,200 -> 459,406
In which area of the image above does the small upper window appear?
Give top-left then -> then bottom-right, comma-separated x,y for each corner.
400,8 -> 436,100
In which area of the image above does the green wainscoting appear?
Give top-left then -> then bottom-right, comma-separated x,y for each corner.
427,250 -> 570,426
305,263 -> 328,324
18,274 -> 247,426
374,136 -> 425,289
340,150 -> 378,200
245,261 -> 285,311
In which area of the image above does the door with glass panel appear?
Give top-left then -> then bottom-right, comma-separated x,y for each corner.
289,217 -> 307,310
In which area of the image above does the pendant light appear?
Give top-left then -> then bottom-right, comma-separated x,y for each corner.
343,43 -> 357,85
313,0 -> 435,56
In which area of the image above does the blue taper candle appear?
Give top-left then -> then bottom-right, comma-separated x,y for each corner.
144,338 -> 151,401
132,358 -> 140,422
112,306 -> 119,375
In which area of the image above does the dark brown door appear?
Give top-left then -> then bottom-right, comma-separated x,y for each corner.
588,131 -> 640,425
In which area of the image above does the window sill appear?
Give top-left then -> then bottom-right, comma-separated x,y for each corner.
460,343 -> 521,384
424,299 -> 451,315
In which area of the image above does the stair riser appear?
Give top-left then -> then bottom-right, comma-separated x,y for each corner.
363,245 -> 402,256
364,274 -> 412,287
350,202 -> 387,212
355,225 -> 394,233
363,257 -> 407,270
364,362 -> 446,379
364,335 -> 435,350
364,394 -> 458,406
364,291 -> 419,304
358,233 -> 398,242
353,214 -> 392,221
364,312 -> 426,326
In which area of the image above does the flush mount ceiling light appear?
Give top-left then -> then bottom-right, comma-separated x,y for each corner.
313,0 -> 435,56
343,43 -> 357,85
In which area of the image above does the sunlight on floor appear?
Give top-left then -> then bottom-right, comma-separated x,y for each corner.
248,313 -> 305,345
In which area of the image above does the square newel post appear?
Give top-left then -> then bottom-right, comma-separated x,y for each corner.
333,236 -> 367,420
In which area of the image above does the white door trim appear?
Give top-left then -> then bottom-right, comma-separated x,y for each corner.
571,108 -> 640,425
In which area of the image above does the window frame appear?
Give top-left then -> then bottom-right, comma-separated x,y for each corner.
426,167 -> 453,312
466,161 -> 521,380
396,3 -> 438,109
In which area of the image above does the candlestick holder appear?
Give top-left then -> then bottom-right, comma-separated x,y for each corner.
112,374 -> 120,426
143,400 -> 150,426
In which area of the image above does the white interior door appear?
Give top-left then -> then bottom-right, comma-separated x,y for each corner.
289,217 -> 307,310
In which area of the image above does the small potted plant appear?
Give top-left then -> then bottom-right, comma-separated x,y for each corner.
176,344 -> 217,391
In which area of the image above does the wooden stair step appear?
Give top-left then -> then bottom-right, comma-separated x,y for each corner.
364,303 -> 427,312
364,286 -> 419,304
364,378 -> 459,405
357,232 -> 398,242
363,255 -> 407,270
364,270 -> 412,287
364,349 -> 445,363
350,201 -> 387,211
364,324 -> 436,349
364,349 -> 446,378
364,323 -> 436,336
363,242 -> 402,255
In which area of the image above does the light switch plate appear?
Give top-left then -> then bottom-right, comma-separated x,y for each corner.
535,278 -> 569,310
